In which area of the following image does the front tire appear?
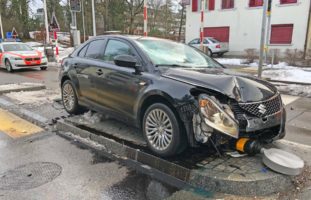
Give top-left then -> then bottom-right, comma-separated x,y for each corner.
62,80 -> 82,114
40,67 -> 47,70
143,103 -> 186,157
5,60 -> 13,73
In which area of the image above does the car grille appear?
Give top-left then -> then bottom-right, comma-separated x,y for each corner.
25,57 -> 40,61
238,94 -> 281,118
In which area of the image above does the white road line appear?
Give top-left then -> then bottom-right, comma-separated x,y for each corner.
281,94 -> 300,106
277,139 -> 311,150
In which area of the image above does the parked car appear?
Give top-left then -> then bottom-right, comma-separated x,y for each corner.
0,42 -> 48,72
188,37 -> 229,57
59,35 -> 286,157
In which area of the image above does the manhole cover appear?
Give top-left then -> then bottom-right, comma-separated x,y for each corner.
0,162 -> 62,190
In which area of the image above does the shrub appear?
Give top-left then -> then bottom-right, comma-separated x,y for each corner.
244,48 -> 257,64
284,49 -> 304,66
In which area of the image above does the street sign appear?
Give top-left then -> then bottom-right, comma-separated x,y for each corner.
12,27 -> 18,39
70,0 -> 81,12
50,12 -> 60,32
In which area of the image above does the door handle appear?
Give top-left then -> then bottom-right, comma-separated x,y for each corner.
96,69 -> 103,76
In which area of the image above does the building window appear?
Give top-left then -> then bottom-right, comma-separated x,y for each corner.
270,24 -> 293,44
206,0 -> 215,10
249,0 -> 263,7
204,27 -> 230,42
222,0 -> 234,9
192,0 -> 198,12
280,0 -> 297,4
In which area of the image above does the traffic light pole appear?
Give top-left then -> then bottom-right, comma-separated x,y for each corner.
92,0 -> 96,36
264,0 -> 272,64
258,0 -> 268,78
0,13 -> 4,39
43,0 -> 50,44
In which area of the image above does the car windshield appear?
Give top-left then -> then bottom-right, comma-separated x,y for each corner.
135,39 -> 223,68
3,44 -> 33,52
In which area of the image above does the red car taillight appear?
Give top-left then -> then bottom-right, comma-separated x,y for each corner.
216,44 -> 221,48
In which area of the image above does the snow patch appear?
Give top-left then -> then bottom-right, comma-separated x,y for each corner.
80,111 -> 103,124
5,90 -> 60,105
276,84 -> 311,97
263,68 -> 311,83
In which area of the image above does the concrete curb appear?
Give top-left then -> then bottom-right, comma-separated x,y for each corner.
0,83 -> 46,95
56,120 -> 293,196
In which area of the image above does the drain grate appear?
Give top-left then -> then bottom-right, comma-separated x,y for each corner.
0,162 -> 62,190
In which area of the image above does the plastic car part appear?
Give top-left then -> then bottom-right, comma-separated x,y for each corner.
234,138 -> 304,175
192,112 -> 212,143
262,148 -> 304,176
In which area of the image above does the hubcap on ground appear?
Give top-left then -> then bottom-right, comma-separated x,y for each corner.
63,83 -> 75,111
145,109 -> 173,151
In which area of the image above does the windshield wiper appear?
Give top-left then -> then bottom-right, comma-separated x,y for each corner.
155,64 -> 191,68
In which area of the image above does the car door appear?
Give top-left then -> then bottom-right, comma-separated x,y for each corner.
74,39 -> 106,104
94,39 -> 147,120
188,39 -> 200,49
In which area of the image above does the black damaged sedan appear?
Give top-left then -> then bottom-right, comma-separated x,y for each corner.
60,35 -> 286,157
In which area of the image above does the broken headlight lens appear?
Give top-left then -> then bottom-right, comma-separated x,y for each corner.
199,94 -> 239,138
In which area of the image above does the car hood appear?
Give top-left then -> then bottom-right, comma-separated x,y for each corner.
6,51 -> 41,56
160,68 -> 277,103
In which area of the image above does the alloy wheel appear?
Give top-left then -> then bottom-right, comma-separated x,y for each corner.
145,109 -> 173,151
62,83 -> 75,111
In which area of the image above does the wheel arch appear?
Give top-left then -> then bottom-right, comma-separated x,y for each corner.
137,92 -> 180,129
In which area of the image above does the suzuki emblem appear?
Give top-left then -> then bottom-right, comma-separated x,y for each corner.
258,104 -> 267,114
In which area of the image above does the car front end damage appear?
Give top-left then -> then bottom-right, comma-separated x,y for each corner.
179,91 -> 286,155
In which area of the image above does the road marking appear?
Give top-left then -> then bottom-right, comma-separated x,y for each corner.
0,108 -> 43,138
281,94 -> 299,106
277,139 -> 311,150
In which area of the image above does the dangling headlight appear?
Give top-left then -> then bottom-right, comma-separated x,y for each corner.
198,94 -> 239,138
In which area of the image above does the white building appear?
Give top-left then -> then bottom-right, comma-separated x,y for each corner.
185,0 -> 311,56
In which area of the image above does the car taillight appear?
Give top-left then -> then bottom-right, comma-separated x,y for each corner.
216,44 -> 221,48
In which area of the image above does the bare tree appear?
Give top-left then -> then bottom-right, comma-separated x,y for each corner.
123,0 -> 144,34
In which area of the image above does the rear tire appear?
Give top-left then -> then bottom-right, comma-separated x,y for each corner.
143,103 -> 187,157
40,67 -> 47,70
218,53 -> 224,57
5,60 -> 13,73
61,80 -> 83,114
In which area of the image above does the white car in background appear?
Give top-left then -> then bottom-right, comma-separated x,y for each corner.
0,42 -> 48,72
188,37 -> 229,57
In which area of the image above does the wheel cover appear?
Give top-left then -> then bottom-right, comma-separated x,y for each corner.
62,83 -> 75,111
145,109 -> 173,151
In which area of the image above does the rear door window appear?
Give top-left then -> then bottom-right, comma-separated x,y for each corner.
85,40 -> 106,60
78,44 -> 89,57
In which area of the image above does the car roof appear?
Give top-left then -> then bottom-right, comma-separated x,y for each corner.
89,34 -> 173,42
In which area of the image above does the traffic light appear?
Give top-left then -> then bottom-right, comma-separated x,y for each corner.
70,0 -> 81,12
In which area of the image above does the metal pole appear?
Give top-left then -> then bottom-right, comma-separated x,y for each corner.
264,0 -> 272,64
91,0 -> 96,36
0,13 -> 4,39
82,0 -> 86,42
43,0 -> 50,44
200,0 -> 205,50
258,0 -> 268,78
143,0 -> 148,36
178,3 -> 185,42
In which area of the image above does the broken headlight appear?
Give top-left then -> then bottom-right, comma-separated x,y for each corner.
198,94 -> 239,138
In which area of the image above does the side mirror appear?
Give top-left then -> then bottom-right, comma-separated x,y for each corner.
114,54 -> 141,74
114,54 -> 136,68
